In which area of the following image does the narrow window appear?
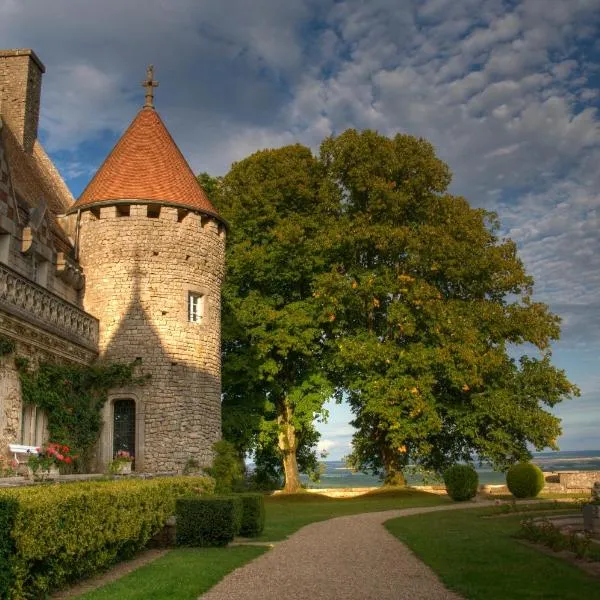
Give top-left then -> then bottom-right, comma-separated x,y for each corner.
188,292 -> 204,323
113,399 -> 136,458
116,205 -> 130,217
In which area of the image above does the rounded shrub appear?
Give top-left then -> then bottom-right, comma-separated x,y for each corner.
506,462 -> 544,498
443,464 -> 479,501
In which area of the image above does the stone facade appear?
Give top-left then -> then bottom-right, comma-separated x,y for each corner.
0,48 -> 224,473
78,205 -> 225,472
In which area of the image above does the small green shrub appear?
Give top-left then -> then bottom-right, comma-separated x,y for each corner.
239,493 -> 265,537
506,462 -> 545,498
443,464 -> 479,501
176,496 -> 242,547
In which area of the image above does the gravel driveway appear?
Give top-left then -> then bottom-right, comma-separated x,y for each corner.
200,503 -> 493,600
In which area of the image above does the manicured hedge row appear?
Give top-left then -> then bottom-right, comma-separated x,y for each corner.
239,493 -> 265,537
176,493 -> 265,547
0,476 -> 213,599
176,496 -> 242,547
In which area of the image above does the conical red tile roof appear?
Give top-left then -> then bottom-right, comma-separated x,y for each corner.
69,108 -> 221,219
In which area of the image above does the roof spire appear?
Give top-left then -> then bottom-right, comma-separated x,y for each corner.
141,65 -> 159,109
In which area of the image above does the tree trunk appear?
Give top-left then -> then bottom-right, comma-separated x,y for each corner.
382,446 -> 406,487
278,401 -> 302,493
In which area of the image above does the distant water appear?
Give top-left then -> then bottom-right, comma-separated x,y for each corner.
300,450 -> 600,488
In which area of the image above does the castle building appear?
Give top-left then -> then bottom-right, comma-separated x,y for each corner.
0,50 -> 225,472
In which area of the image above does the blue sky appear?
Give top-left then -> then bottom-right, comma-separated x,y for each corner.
2,0 -> 599,459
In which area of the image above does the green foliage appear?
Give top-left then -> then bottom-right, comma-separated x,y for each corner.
443,464 -> 479,501
0,476 -> 213,599
314,129 -> 578,481
238,493 -> 265,537
18,360 -> 146,471
205,440 -> 244,493
215,128 -> 577,490
215,145 -> 334,492
176,496 -> 242,547
0,498 -> 17,599
0,335 -> 15,356
506,462 -> 545,498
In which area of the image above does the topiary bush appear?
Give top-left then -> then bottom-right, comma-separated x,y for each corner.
506,462 -> 545,498
0,476 -> 213,599
238,493 -> 265,537
176,495 -> 242,547
443,464 -> 479,501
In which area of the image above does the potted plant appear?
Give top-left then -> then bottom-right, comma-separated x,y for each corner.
582,482 -> 600,532
110,450 -> 134,474
27,442 -> 78,480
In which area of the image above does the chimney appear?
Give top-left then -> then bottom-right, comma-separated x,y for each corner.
0,49 -> 45,153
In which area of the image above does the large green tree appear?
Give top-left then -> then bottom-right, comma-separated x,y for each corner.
214,145 -> 333,492
314,129 -> 578,484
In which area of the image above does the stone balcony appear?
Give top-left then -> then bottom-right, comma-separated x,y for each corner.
0,261 -> 98,350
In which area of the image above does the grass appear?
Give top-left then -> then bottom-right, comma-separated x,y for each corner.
78,546 -> 267,600
258,487 -> 449,541
386,505 -> 599,599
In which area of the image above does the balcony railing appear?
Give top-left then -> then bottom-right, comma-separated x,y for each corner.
0,262 -> 98,350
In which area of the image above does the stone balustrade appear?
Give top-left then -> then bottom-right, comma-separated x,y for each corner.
0,261 -> 98,350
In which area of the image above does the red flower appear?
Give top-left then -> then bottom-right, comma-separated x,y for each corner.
64,457 -> 72,464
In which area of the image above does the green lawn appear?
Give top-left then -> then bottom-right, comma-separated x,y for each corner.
78,546 -> 267,600
386,506 -> 599,599
258,487 -> 450,541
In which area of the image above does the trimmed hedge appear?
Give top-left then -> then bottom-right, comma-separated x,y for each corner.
239,493 -> 265,537
443,464 -> 479,501
506,462 -> 545,498
176,496 -> 242,547
0,476 -> 213,599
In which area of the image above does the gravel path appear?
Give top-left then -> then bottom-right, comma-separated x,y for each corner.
200,502 -> 494,600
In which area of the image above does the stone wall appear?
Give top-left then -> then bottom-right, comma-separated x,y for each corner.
0,49 -> 44,153
78,204 -> 225,472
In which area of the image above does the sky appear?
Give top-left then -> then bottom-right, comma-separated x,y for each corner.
2,0 -> 599,459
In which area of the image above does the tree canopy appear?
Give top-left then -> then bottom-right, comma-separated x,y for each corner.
213,146 -> 333,492
211,129 -> 578,490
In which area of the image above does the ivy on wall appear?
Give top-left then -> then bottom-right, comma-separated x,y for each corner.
0,335 -> 16,357
15,352 -> 148,470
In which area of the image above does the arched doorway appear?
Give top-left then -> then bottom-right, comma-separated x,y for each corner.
113,399 -> 136,463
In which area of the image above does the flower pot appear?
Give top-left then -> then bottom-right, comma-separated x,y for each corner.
116,461 -> 132,474
30,465 -> 60,481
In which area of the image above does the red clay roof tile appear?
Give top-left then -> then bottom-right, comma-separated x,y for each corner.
69,108 -> 220,219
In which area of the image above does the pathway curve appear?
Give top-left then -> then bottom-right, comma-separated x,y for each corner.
200,501 -> 495,600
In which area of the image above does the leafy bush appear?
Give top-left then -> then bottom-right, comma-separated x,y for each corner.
176,496 -> 242,547
239,493 -> 265,537
0,476 -> 213,599
205,440 -> 245,493
506,462 -> 545,498
443,464 -> 479,501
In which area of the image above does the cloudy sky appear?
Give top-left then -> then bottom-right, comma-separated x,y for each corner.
2,0 -> 599,459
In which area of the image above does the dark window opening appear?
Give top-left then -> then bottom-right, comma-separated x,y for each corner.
117,205 -> 130,217
147,205 -> 161,218
113,399 -> 136,460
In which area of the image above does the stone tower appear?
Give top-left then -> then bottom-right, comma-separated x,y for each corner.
67,68 -> 226,472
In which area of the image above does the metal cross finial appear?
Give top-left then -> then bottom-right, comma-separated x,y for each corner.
141,65 -> 159,109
